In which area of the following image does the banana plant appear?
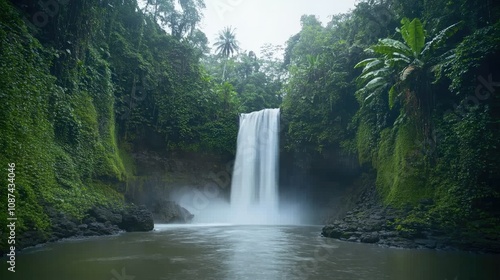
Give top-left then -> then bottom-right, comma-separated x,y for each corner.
355,18 -> 461,109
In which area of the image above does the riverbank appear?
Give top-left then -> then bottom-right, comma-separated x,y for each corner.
322,185 -> 500,254
0,197 -> 198,257
0,203 -> 154,257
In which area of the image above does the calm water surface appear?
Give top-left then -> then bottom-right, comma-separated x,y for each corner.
2,224 -> 498,279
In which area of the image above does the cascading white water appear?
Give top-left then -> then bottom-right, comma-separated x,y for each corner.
230,108 -> 280,224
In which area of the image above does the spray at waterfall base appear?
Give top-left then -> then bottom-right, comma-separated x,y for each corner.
174,109 -> 306,225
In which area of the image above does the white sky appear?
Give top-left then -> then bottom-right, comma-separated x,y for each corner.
200,0 -> 357,56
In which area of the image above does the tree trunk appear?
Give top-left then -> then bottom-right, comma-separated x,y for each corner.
222,59 -> 227,81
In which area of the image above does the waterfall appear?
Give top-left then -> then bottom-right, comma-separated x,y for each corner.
230,108 -> 280,224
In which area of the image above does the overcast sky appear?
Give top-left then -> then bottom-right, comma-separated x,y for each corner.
200,0 -> 357,56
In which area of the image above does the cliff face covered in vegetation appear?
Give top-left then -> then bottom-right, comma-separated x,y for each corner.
0,0 -> 283,253
281,1 -> 500,250
0,0 -> 128,251
1,0 -> 499,254
0,0 -> 207,252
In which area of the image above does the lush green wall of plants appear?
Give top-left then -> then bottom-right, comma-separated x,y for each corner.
281,0 -> 500,235
0,0 -> 126,251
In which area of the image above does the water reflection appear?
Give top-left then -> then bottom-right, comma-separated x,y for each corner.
224,226 -> 295,279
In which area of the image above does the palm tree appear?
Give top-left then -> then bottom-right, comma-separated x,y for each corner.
214,26 -> 239,80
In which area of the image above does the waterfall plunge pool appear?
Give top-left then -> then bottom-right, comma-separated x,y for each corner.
2,224 -> 498,280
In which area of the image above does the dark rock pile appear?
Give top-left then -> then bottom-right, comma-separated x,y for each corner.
14,204 -> 155,253
322,205 -> 447,250
322,186 -> 500,253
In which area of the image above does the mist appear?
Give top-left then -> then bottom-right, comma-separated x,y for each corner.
171,185 -> 309,225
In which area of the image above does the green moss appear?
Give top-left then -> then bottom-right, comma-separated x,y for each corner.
375,119 -> 432,206
84,46 -> 127,182
356,121 -> 376,165
118,142 -> 137,176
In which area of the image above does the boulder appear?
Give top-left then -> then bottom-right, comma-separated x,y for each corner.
52,218 -> 78,238
85,222 -> 120,235
341,232 -> 354,239
152,200 -> 194,223
120,205 -> 154,232
17,230 -> 46,249
360,233 -> 380,243
379,231 -> 398,239
88,206 -> 122,224
47,206 -> 79,239
321,225 -> 343,238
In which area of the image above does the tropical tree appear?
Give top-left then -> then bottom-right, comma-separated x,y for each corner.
282,15 -> 358,155
354,18 -> 461,119
213,26 -> 239,80
235,51 -> 259,79
143,0 -> 205,39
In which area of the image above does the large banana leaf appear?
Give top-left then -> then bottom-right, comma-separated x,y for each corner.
392,51 -> 411,61
355,76 -> 387,95
400,18 -> 425,56
363,77 -> 387,92
353,17 -> 459,111
354,57 -> 378,69
359,67 -> 391,82
385,57 -> 411,68
360,59 -> 384,75
371,38 -> 413,57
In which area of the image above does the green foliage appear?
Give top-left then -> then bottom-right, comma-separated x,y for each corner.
0,0 -> 127,252
1,0 -> 499,252
346,1 -> 499,236
143,0 -> 206,39
445,22 -> 500,95
0,0 -> 57,237
433,106 -> 499,218
400,18 -> 425,56
282,16 -> 358,156
355,18 -> 460,110
203,50 -> 283,114
191,81 -> 239,154
99,2 -> 241,156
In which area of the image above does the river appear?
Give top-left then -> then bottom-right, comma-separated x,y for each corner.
2,224 -> 498,279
